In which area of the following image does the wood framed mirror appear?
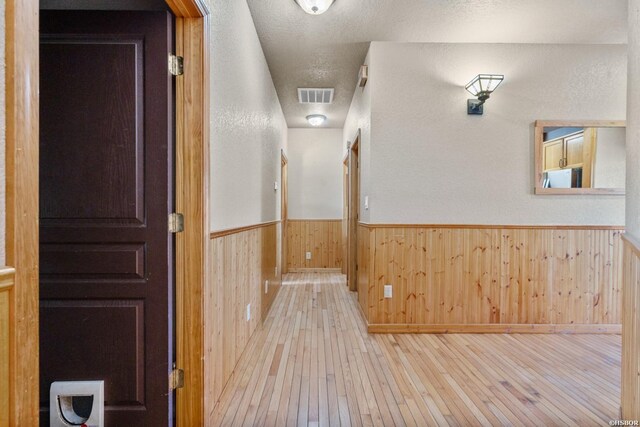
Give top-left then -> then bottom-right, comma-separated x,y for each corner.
534,120 -> 626,195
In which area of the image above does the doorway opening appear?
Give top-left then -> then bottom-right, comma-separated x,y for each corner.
281,150 -> 289,275
347,132 -> 360,292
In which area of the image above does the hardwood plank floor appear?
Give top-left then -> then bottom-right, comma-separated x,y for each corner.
210,273 -> 622,426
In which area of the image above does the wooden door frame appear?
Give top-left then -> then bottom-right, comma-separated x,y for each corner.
342,154 -> 349,275
281,150 -> 289,275
347,131 -> 361,292
5,0 -> 210,424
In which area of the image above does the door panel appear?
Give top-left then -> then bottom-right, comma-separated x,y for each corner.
565,134 -> 584,168
39,10 -> 174,426
543,139 -> 564,171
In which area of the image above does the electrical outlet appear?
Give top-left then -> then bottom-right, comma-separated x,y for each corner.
264,280 -> 269,294
246,303 -> 251,321
384,284 -> 392,298
274,181 -> 278,191
306,251 -> 312,260
365,196 -> 369,210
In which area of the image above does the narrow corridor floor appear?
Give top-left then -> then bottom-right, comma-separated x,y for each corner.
211,273 -> 621,426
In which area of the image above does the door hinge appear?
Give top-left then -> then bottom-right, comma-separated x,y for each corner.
169,54 -> 184,76
169,213 -> 184,233
170,365 -> 184,391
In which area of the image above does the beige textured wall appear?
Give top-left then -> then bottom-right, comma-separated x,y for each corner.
343,50 -> 372,223
363,42 -> 626,225
287,128 -> 343,219
209,0 -> 287,232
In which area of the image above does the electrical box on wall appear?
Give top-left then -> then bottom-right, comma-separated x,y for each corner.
384,285 -> 392,298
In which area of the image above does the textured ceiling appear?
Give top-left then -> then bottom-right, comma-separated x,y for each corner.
246,0 -> 627,128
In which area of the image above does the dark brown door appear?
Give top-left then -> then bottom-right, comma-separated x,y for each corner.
39,10 -> 174,426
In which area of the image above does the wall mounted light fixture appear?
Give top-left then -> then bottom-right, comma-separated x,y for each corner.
465,74 -> 504,115
295,0 -> 335,15
306,114 -> 326,126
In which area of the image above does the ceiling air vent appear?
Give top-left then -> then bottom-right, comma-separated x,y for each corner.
298,88 -> 334,104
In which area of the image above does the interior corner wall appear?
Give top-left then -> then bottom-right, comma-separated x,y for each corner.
287,128 -> 343,219
366,42 -> 626,225
209,0 -> 287,232
628,0 -> 640,240
343,48 -> 372,223
205,0 -> 286,416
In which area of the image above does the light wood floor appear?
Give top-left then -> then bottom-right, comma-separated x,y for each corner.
210,273 -> 621,426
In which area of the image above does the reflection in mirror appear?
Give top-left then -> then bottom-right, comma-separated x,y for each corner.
535,121 -> 625,195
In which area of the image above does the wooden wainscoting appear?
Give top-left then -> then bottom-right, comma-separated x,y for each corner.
206,221 -> 281,413
358,224 -> 623,333
0,268 -> 16,427
357,224 -> 373,312
622,234 -> 640,419
286,220 -> 343,271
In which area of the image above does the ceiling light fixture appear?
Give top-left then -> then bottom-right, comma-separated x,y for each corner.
465,74 -> 504,115
306,114 -> 326,126
295,0 -> 335,15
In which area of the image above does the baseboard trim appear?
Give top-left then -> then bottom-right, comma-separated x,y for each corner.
287,268 -> 342,273
358,222 -> 624,230
367,323 -> 621,334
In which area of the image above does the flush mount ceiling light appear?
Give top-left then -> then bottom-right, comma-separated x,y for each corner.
306,114 -> 326,126
295,0 -> 335,15
465,74 -> 504,115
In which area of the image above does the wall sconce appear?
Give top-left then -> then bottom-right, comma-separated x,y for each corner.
465,74 -> 504,115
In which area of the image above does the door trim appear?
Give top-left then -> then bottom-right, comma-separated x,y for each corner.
281,150 -> 288,275
5,0 -> 40,424
166,1 -> 210,426
342,155 -> 349,275
6,0 -> 210,424
347,130 -> 361,291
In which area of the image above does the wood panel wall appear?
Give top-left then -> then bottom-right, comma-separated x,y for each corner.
622,234 -> 640,419
0,268 -> 16,427
357,225 -> 373,318
358,225 -> 623,333
206,223 -> 281,414
286,220 -> 343,271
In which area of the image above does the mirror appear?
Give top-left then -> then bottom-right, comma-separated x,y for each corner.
534,120 -> 625,195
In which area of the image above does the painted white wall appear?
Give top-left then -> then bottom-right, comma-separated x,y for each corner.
343,50 -> 372,222
209,0 -> 287,231
287,128 -> 343,219
357,42 -> 626,225
593,127 -> 626,189
628,0 -> 640,240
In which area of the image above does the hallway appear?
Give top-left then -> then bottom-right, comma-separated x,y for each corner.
210,273 -> 621,426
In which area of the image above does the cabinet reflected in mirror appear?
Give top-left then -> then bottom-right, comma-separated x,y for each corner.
535,120 -> 625,195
